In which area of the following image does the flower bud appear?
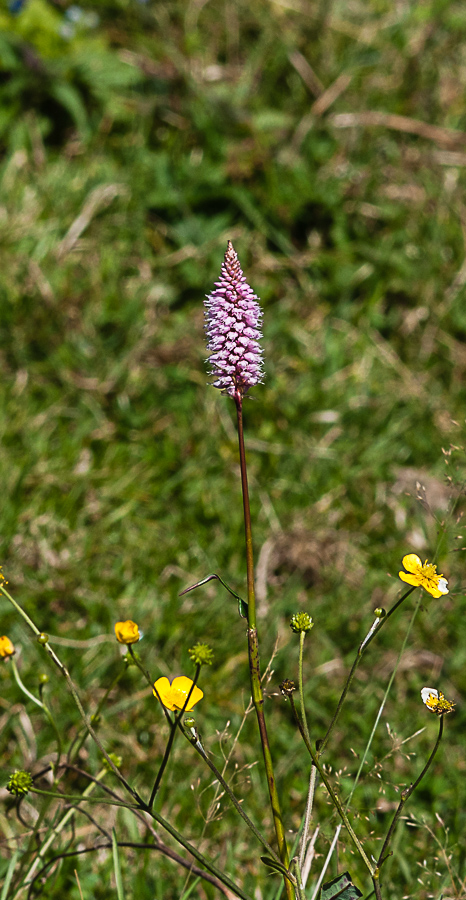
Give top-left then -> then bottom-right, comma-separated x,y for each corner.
103,753 -> 123,771
188,643 -> 214,666
184,716 -> 199,742
7,770 -> 33,796
114,621 -> 140,645
289,613 -> 313,634
37,633 -> 49,645
0,636 -> 15,658
279,679 -> 296,698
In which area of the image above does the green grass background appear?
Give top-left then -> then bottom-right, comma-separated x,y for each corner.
0,1 -> 466,897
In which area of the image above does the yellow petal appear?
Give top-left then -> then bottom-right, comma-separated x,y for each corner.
170,676 -> 204,711
401,554 -> 422,574
421,583 -> 444,599
0,636 -> 15,658
153,676 -> 175,709
114,620 -> 140,644
153,676 -> 204,712
399,571 -> 421,587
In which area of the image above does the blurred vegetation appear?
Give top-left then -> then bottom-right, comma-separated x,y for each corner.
1,0 -> 466,897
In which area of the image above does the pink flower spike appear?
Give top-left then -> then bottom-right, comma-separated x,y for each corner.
205,242 -> 264,399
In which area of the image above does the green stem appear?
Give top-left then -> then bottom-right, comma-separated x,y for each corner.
290,858 -> 306,900
68,668 -> 125,763
296,630 -> 316,871
372,715 -> 444,898
16,768 -> 108,896
128,644 -> 173,726
289,694 -> 373,875
148,666 -> 201,808
345,598 -> 419,810
179,719 -> 283,868
11,659 -> 63,758
0,584 -> 143,807
1,590 -> 255,900
146,810 -> 255,900
298,632 -> 311,745
318,587 -> 415,758
298,765 -> 317,871
235,395 -> 257,624
235,395 -> 292,897
30,786 -> 253,900
30,788 -> 140,808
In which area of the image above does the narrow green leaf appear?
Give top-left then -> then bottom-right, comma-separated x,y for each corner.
180,572 -> 248,615
238,598 -> 248,618
0,850 -> 20,900
320,871 -> 363,900
50,82 -> 89,137
260,856 -> 291,878
179,875 -> 201,899
112,828 -> 125,900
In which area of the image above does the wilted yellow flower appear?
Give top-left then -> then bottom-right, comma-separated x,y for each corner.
421,687 -> 455,716
114,621 -> 140,645
0,636 -> 15,658
398,554 -> 449,598
153,676 -> 203,712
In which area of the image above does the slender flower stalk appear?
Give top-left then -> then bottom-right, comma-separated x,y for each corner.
372,715 -> 446,900
205,244 -> 292,896
149,668 -> 202,808
317,587 -> 415,758
236,339 -> 292,894
1,585 -> 253,900
19,767 -> 109,892
295,623 -> 316,870
288,615 -> 316,870
10,658 -> 63,758
68,668 -> 126,763
288,692 -> 374,875
179,718 -> 283,868
0,581 -> 143,806
28,786 -> 254,900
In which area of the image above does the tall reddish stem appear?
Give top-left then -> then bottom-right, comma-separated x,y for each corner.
235,393 -> 292,898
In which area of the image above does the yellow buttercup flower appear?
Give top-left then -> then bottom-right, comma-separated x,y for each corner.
398,554 -> 449,598
0,636 -> 15,658
153,676 -> 203,712
421,687 -> 455,716
114,620 -> 140,645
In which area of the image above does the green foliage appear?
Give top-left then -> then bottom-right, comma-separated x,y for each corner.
0,0 -> 465,898
320,872 -> 362,900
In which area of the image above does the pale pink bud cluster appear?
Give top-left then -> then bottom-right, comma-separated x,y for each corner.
204,242 -> 264,398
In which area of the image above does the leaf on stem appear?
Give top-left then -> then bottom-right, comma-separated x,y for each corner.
320,872 -> 363,899
180,573 -> 248,617
260,857 -> 293,880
